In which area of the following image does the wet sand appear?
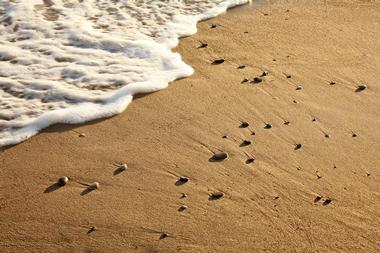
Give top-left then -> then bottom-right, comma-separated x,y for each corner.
1,0 -> 380,252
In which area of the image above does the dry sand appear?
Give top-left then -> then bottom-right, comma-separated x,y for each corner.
1,0 -> 380,252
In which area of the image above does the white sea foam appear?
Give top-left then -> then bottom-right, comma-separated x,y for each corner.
0,0 -> 249,147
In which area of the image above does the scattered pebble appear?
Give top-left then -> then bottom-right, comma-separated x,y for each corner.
264,123 -> 272,129
260,71 -> 269,77
118,163 -> 127,171
198,41 -> 208,48
324,134 -> 330,138
160,233 -> 169,239
240,121 -> 249,128
284,121 -> 290,125
241,78 -> 249,83
178,205 -> 188,212
79,133 -> 86,137
237,64 -> 246,69
286,75 -> 292,79
222,135 -> 228,139
352,133 -> 357,138
178,176 -> 189,184
294,143 -> 302,150
87,226 -> 97,234
355,84 -> 366,92
323,198 -> 332,206
241,140 -> 252,146
212,58 -> 225,65
246,158 -> 255,164
312,118 -> 317,122
88,182 -> 99,190
296,85 -> 303,90
210,24 -> 217,29
251,77 -> 263,84
210,191 -> 224,200
293,100 -> 298,104
329,81 -> 336,85
180,193 -> 187,198
314,196 -> 322,203
210,152 -> 228,162
58,176 -> 69,186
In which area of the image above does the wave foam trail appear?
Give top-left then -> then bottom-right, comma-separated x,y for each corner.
0,0 -> 249,146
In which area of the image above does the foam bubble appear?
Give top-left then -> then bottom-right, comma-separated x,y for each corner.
0,0 -> 249,147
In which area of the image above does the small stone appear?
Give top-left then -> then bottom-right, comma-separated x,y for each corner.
160,233 -> 169,239
178,205 -> 188,212
355,84 -> 366,92
296,85 -> 303,90
88,182 -> 99,190
79,133 -> 86,137
329,81 -> 336,85
222,135 -> 228,139
210,152 -> 228,162
294,144 -> 302,150
241,140 -> 252,146
286,75 -> 292,79
324,134 -> 330,138
212,58 -> 224,65
240,121 -> 249,128
284,121 -> 290,125
251,77 -> 263,84
246,158 -> 255,164
118,164 -> 127,171
178,176 -> 189,184
264,123 -> 272,129
314,196 -> 322,203
323,198 -> 332,206
237,64 -> 246,69
352,133 -> 357,138
260,71 -> 269,77
180,193 -> 187,198
210,191 -> 224,199
58,176 -> 69,186
241,78 -> 249,83
198,41 -> 208,48
210,24 -> 217,28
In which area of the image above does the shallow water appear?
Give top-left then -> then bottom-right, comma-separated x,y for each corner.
0,0 -> 251,147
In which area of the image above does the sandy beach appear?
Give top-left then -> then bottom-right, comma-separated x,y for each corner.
1,0 -> 380,252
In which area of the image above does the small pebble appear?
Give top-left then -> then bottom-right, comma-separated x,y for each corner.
323,198 -> 332,206
329,81 -> 336,85
210,152 -> 228,162
58,176 -> 69,186
198,41 -> 208,48
355,84 -> 366,92
246,158 -> 255,164
325,134 -> 330,138
237,64 -> 245,69
241,78 -> 249,83
260,71 -> 269,77
222,135 -> 228,139
178,176 -> 189,184
79,133 -> 86,137
240,121 -> 249,128
178,205 -> 188,212
314,196 -> 322,203
211,191 -> 224,199
180,193 -> 187,198
294,143 -> 302,150
88,182 -> 99,190
352,133 -> 357,138
286,75 -> 292,79
284,121 -> 290,125
251,77 -> 263,84
241,140 -> 251,146
118,163 -> 127,171
296,85 -> 303,90
210,24 -> 217,28
160,233 -> 169,239
264,123 -> 272,129
212,58 -> 225,65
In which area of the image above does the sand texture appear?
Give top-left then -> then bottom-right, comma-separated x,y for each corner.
1,0 -> 380,252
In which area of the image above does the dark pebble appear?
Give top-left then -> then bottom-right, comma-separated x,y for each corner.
294,143 -> 302,150
237,64 -> 246,69
323,198 -> 332,206
210,191 -> 224,200
178,176 -> 189,183
355,84 -> 366,92
210,152 -> 228,162
212,58 -> 225,65
251,77 -> 263,84
240,121 -> 249,128
264,123 -> 272,129
241,140 -> 252,147
246,158 -> 255,164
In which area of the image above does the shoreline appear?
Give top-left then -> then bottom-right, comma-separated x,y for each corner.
1,0 -> 380,252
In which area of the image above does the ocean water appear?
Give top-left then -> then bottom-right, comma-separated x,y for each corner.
0,0 -> 249,147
